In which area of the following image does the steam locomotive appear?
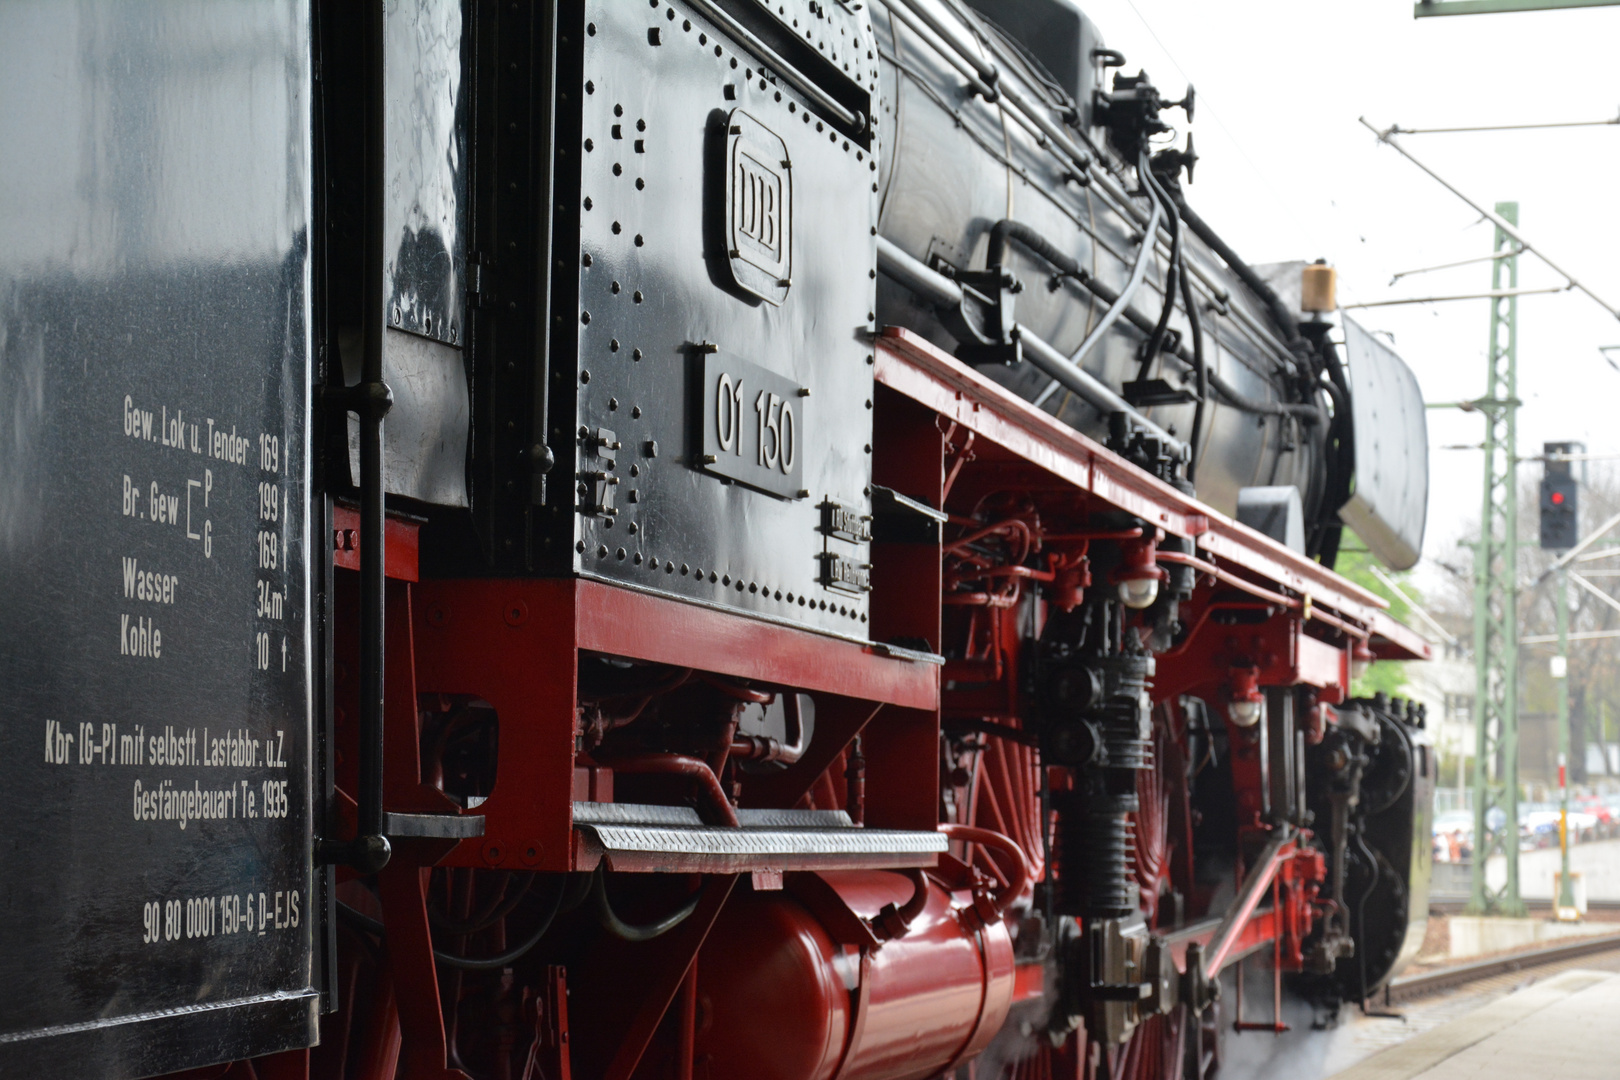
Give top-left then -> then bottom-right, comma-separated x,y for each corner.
0,1 -> 1433,1079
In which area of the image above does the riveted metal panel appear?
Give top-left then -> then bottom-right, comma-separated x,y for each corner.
559,0 -> 880,639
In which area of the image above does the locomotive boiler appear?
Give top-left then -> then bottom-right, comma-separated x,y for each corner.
0,1 -> 1433,1079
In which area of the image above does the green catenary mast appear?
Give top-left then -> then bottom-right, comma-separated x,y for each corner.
1468,202 -> 1525,916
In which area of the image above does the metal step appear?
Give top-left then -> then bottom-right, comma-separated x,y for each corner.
572,801 -> 947,873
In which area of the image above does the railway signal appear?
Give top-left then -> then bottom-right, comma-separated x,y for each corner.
1541,442 -> 1581,550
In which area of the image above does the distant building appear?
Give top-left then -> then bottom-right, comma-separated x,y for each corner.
1403,644 -> 1475,804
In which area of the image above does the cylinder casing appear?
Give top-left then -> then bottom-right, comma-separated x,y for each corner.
695,871 -> 1015,1080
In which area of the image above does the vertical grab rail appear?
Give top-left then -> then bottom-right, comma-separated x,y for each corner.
320,0 -> 392,874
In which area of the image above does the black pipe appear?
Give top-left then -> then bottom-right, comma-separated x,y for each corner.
984,218 -> 1321,424
988,220 -> 1178,361
1175,197 -> 1311,364
337,875 -> 564,971
1180,252 -> 1207,481
986,219 -> 1084,280
591,870 -> 706,942
1303,323 -> 1354,565
1137,175 -> 1182,381
1138,164 -> 1202,479
1207,369 -> 1320,422
429,871 -> 537,935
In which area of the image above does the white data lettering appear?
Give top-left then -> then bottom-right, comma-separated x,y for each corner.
119,613 -> 162,659
206,419 -> 252,466
121,557 -> 178,605
112,387 -> 300,961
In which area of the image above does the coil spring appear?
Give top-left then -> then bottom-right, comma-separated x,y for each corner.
1050,653 -> 1153,920
1054,790 -> 1140,918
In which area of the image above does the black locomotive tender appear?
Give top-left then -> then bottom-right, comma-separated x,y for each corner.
0,0 -> 1429,1073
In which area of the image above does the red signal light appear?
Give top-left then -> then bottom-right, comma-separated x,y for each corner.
1552,491 -> 1565,505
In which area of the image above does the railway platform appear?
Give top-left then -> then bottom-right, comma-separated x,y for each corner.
1327,968 -> 1620,1079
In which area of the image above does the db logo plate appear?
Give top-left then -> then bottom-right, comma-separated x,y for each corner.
724,110 -> 791,306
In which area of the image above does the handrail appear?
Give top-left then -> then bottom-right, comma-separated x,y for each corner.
689,0 -> 863,132
874,236 -> 1185,455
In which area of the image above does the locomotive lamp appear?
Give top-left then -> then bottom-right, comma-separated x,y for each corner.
1229,666 -> 1263,727
1117,575 -> 1161,609
1301,260 -> 1338,314
1112,536 -> 1168,609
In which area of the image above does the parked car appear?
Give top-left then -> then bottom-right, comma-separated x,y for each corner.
1577,796 -> 1616,838
1522,803 -> 1598,845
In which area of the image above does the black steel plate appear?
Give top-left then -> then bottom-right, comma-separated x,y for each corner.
0,5 -> 317,1074
566,0 -> 879,639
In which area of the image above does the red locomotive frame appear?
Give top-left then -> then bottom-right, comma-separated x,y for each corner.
287,328 -> 1430,1080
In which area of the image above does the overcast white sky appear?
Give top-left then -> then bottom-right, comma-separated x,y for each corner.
1074,0 -> 1620,595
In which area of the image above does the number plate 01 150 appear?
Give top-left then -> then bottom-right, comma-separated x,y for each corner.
698,351 -> 806,500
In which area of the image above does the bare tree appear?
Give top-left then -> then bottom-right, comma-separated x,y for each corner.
1426,464 -> 1620,787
